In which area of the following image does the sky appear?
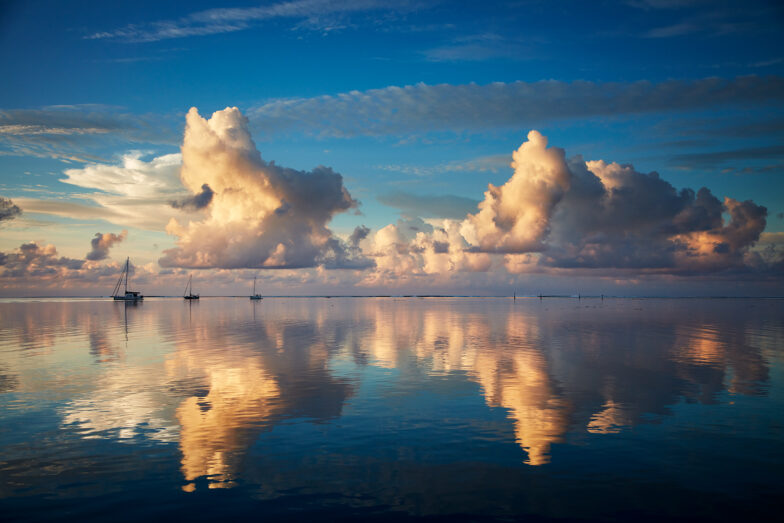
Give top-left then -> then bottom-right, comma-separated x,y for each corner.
1,0 -> 783,296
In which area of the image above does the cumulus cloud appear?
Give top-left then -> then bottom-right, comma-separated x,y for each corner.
361,130 -> 777,284
86,230 -> 128,261
248,77 -> 784,138
0,197 -> 21,222
159,107 -> 360,269
361,217 -> 492,287
462,131 -> 571,253
475,134 -> 769,274
0,242 -> 85,278
537,158 -> 768,272
0,240 -> 166,296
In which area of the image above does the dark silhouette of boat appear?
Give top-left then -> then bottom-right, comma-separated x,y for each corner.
112,257 -> 143,301
250,276 -> 262,300
183,274 -> 199,300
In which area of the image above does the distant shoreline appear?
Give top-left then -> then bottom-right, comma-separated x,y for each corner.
1,295 -> 783,300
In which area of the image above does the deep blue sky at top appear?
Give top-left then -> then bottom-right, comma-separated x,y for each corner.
3,0 -> 783,110
1,0 -> 783,240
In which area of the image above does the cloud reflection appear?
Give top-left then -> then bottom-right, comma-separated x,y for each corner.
0,298 -> 771,488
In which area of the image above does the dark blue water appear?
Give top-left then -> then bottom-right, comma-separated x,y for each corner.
1,298 -> 782,521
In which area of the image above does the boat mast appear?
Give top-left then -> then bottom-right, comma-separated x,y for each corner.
124,257 -> 129,294
253,276 -> 257,295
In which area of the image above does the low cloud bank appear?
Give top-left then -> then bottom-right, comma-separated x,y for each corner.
3,108 -> 780,295
0,242 -> 85,278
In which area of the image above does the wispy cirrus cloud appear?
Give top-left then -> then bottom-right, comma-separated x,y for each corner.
86,0 -> 420,43
248,77 -> 784,139
639,2 -> 780,39
377,192 -> 480,219
673,145 -> 784,168
13,198 -> 124,223
15,151 -> 204,231
423,33 -> 531,62
376,154 -> 511,177
627,0 -> 708,9
0,107 -> 177,161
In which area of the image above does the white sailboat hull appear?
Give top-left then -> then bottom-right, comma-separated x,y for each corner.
114,293 -> 143,301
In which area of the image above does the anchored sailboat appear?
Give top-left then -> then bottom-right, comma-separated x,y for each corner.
112,257 -> 143,301
183,274 -> 199,300
250,276 -> 262,300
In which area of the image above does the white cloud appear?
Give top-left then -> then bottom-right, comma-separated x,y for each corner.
159,107 -> 361,269
360,130 -> 776,282
53,152 -> 203,230
463,130 -> 571,253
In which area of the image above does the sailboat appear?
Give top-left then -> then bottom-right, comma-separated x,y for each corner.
183,274 -> 199,300
112,257 -> 143,301
250,276 -> 262,300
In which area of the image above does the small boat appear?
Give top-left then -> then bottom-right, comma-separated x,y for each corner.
112,257 -> 143,301
183,274 -> 199,300
250,276 -> 262,300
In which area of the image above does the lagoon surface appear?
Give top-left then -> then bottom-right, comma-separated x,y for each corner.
1,297 -> 782,521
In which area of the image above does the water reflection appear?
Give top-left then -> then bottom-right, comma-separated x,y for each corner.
0,297 -> 781,513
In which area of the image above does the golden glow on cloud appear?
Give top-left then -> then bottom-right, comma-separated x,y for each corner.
160,107 -> 357,270
587,400 -> 630,434
1,107 -> 780,296
177,362 -> 280,489
26,297 -> 771,487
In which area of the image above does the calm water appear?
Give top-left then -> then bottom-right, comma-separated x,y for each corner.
0,297 -> 782,521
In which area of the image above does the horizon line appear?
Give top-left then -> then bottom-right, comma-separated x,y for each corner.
1,295 -> 783,300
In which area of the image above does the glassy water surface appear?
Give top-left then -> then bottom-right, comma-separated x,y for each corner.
1,298 -> 782,521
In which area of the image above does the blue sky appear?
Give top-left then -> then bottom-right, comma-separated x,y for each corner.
1,0 -> 783,296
